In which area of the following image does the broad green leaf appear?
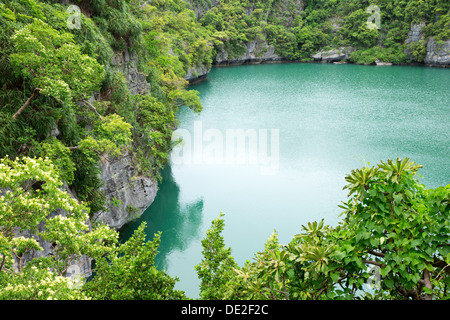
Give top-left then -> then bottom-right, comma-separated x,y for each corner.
380,265 -> 392,277
384,278 -> 394,289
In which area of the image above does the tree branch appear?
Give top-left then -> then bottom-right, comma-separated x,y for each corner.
282,275 -> 289,300
436,263 -> 450,280
81,99 -> 103,120
12,88 -> 41,119
395,284 -> 419,300
0,254 -> 5,272
266,282 -> 277,300
364,260 -> 385,268
368,249 -> 385,258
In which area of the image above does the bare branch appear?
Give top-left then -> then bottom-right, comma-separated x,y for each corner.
364,260 -> 385,268
436,263 -> 450,280
12,88 -> 41,119
368,249 -> 385,258
0,254 -> 6,272
81,99 -> 103,120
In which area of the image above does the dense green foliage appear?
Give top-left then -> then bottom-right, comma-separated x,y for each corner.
0,0 -> 207,212
0,156 -> 117,299
0,0 -> 448,300
196,0 -> 449,63
196,159 -> 450,300
83,222 -> 186,299
0,156 -> 183,299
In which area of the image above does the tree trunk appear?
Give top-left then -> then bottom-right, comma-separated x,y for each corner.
422,269 -> 433,300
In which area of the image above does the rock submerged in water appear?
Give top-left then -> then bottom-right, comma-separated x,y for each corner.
333,61 -> 348,64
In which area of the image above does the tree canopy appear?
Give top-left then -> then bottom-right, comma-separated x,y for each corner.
196,159 -> 450,300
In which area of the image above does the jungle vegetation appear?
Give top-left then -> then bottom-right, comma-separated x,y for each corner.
0,0 -> 448,300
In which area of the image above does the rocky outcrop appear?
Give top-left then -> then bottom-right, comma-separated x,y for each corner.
93,48 -> 158,230
111,49 -> 150,95
406,23 -> 426,44
214,40 -> 283,65
375,60 -> 393,66
184,64 -> 210,84
11,45 -> 157,282
94,151 -> 158,230
312,47 -> 354,63
404,23 -> 449,66
404,23 -> 427,62
424,37 -> 450,66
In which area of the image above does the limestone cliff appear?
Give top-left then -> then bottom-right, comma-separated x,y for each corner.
214,39 -> 284,65
424,37 -> 450,66
94,49 -> 158,230
404,23 -> 450,66
10,46 -> 158,281
94,151 -> 158,230
184,64 -> 211,83
312,47 -> 355,63
112,49 -> 150,95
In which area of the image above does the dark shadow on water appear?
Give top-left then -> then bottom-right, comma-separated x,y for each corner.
118,164 -> 204,271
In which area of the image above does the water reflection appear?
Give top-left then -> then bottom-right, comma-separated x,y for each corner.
119,164 -> 204,271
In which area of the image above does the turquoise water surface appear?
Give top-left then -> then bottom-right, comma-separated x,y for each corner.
119,63 -> 449,298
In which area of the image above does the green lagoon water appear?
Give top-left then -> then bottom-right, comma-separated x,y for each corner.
119,63 -> 450,298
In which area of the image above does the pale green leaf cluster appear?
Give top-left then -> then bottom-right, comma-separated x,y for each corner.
0,156 -> 117,300
79,114 -> 133,161
0,264 -> 89,300
10,18 -> 104,105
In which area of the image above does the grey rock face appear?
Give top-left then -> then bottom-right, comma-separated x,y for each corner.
424,37 -> 450,66
98,50 -> 158,230
312,47 -> 354,62
375,60 -> 393,66
404,23 -> 426,62
185,64 -> 210,83
404,23 -> 449,66
94,151 -> 158,230
111,49 -> 150,95
214,40 -> 283,65
406,23 -> 426,44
